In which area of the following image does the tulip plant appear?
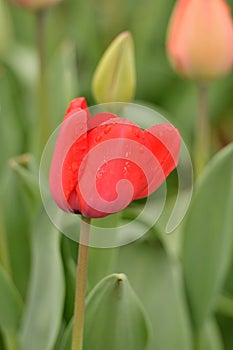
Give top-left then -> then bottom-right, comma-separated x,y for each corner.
0,1 -> 233,350
167,0 -> 233,175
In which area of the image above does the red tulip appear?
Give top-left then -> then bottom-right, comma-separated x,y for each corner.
49,98 -> 181,218
167,0 -> 233,80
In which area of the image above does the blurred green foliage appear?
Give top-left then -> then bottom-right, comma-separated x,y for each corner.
0,0 -> 233,349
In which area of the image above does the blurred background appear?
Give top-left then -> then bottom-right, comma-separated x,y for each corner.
0,0 -> 233,349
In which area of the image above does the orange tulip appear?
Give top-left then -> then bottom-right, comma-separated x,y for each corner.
167,0 -> 233,80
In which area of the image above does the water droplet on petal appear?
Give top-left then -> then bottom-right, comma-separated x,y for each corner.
95,135 -> 102,143
104,125 -> 111,134
96,168 -> 105,179
96,172 -> 102,179
72,162 -> 78,172
123,166 -> 127,176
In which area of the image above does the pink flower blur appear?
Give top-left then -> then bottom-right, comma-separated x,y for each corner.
167,0 -> 233,80
11,0 -> 62,11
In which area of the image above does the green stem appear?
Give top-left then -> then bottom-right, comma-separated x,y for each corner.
194,83 -> 210,177
3,332 -> 20,350
194,332 -> 201,350
0,200 -> 10,274
71,216 -> 91,350
36,9 -> 51,155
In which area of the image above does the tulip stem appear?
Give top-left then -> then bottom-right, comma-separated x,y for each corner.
72,216 -> 91,350
0,201 -> 10,274
194,331 -> 201,350
194,83 -> 210,177
36,9 -> 51,154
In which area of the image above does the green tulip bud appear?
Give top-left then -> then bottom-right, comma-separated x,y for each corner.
92,31 -> 136,103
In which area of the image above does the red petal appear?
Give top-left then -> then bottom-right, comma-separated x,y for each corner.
75,122 -> 154,217
135,123 -> 181,198
49,109 -> 88,212
50,106 -> 181,219
88,112 -> 118,130
64,97 -> 89,120
75,122 -> 180,217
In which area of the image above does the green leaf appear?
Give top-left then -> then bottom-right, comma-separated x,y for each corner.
217,295 -> 233,319
222,257 -> 233,297
49,41 -> 79,128
61,236 -> 77,322
199,318 -> 224,350
9,154 -> 40,212
55,320 -> 72,350
0,263 -> 23,333
20,210 -> 65,350
116,236 -> 192,350
0,200 -> 10,273
88,247 -> 117,292
0,62 -> 23,176
84,273 -> 150,350
217,314 -> 233,350
0,0 -> 12,56
183,143 -> 233,328
1,167 -> 32,298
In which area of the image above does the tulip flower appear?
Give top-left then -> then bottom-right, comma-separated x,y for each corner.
167,0 -> 233,80
49,98 -> 181,218
11,0 -> 62,11
92,32 -> 136,103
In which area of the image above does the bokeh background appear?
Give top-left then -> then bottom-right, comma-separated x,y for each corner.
0,0 -> 233,349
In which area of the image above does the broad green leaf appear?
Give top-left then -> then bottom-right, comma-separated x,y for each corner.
116,235 -> 192,350
84,273 -> 150,350
0,62 -> 23,176
52,322 -> 67,350
1,168 -> 32,298
49,41 -> 79,128
56,273 -> 150,350
56,320 -> 72,350
86,212 -> 121,287
199,318 -> 224,350
217,314 -> 233,350
0,200 -> 10,273
20,210 -> 65,350
0,0 -> 12,56
88,247 -> 117,292
183,143 -> 233,328
6,45 -> 37,87
61,236 -> 77,322
9,154 -> 40,212
222,257 -> 233,297
217,294 -> 233,319
0,263 -> 23,333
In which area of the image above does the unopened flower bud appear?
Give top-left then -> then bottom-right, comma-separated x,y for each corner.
167,0 -> 233,81
92,31 -> 136,103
